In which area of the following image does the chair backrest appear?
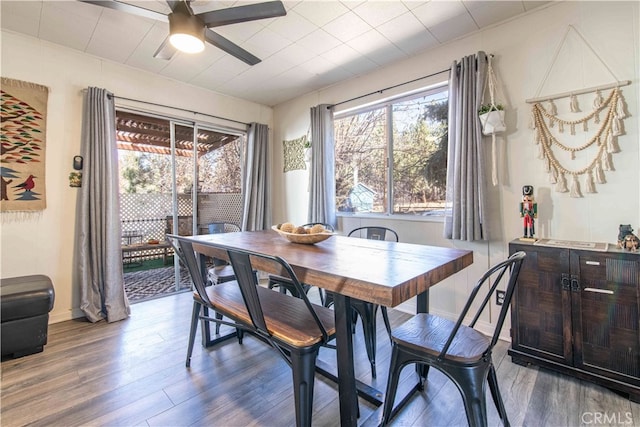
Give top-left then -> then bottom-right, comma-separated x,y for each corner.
348,226 -> 398,242
302,223 -> 335,232
167,234 -> 218,309
440,251 -> 526,359
226,247 -> 331,344
222,222 -> 241,233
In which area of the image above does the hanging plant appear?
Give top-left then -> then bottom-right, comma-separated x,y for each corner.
478,103 -> 504,115
479,104 -> 506,135
303,138 -> 312,162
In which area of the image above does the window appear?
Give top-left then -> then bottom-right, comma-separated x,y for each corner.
115,111 -> 243,194
334,85 -> 448,216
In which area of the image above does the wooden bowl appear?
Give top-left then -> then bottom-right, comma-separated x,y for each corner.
271,225 -> 335,244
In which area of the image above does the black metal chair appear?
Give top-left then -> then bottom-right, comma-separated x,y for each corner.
201,223 -> 244,334
381,251 -> 526,427
172,234 -> 336,427
267,223 -> 334,304
322,226 -> 397,379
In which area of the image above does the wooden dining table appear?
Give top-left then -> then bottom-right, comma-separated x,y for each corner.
183,229 -> 473,426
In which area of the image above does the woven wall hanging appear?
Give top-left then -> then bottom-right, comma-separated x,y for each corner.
526,25 -> 631,197
282,135 -> 307,172
1,77 -> 49,217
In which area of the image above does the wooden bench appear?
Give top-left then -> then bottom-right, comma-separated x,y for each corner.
122,242 -> 173,265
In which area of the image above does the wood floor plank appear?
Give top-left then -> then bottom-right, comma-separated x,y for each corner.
2,290 -> 639,426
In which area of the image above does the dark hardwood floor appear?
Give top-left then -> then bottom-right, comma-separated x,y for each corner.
2,290 -> 638,426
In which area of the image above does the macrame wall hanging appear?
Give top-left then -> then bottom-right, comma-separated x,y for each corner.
526,25 -> 631,198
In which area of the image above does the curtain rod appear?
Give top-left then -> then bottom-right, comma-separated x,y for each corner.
107,93 -> 250,127
329,68 -> 450,109
328,53 -> 494,109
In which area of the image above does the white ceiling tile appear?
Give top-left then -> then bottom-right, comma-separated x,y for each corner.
310,65 -> 354,88
267,10 -> 317,42
121,0 -> 170,15
464,1 -> 525,28
296,29 -> 343,56
298,55 -> 342,75
523,1 -> 552,12
1,1 -> 42,38
270,43 -> 316,68
243,27 -> 293,59
292,1 -> 350,27
320,44 -> 378,75
412,0 -> 468,28
38,1 -> 102,52
238,55 -> 296,82
322,11 -> 371,43
85,7 -> 156,63
352,1 -> 409,27
428,12 -> 479,43
377,11 -> 437,55
214,21 -> 264,43
349,29 -> 408,65
401,1 -> 430,11
190,55 -> 251,89
0,0 -> 544,106
341,1 -> 367,11
125,23 -> 177,72
160,48 -> 221,82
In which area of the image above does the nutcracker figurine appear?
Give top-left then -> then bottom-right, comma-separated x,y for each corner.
519,185 -> 537,239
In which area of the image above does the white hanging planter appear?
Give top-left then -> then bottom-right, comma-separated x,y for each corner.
304,147 -> 312,162
479,108 -> 506,135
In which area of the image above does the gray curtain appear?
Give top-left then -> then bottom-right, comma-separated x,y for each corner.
444,51 -> 489,241
242,122 -> 270,231
76,87 -> 130,322
308,105 -> 336,228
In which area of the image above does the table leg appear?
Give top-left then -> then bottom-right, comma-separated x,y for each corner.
416,289 -> 429,314
416,290 -> 430,378
333,294 -> 358,427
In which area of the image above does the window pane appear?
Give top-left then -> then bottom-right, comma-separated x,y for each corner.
392,91 -> 448,215
334,85 -> 448,216
198,138 -> 242,193
335,107 -> 387,213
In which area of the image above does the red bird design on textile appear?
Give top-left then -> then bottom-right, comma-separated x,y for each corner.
14,175 -> 36,192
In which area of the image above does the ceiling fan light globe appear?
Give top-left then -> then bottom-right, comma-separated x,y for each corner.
168,12 -> 205,54
170,34 -> 205,53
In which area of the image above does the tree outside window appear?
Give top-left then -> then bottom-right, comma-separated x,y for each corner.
334,85 -> 448,216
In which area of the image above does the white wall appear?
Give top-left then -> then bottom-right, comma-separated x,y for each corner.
272,1 -> 640,334
0,31 -> 273,323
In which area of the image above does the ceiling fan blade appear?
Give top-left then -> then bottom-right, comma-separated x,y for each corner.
204,29 -> 261,66
79,0 -> 168,22
198,1 -> 286,28
153,36 -> 178,60
165,1 -> 181,13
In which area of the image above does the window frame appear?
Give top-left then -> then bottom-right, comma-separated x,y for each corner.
333,82 -> 449,221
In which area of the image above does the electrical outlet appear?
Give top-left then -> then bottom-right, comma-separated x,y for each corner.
496,290 -> 506,306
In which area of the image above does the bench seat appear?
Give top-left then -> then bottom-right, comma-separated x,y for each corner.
195,281 -> 335,348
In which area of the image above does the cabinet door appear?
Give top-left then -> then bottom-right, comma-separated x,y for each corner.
571,251 -> 640,382
510,243 -> 573,365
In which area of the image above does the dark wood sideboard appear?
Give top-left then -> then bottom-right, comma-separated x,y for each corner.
508,239 -> 640,402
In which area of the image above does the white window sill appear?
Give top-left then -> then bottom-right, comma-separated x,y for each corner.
336,212 -> 445,223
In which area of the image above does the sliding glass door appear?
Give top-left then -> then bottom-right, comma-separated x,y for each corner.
117,110 -> 244,301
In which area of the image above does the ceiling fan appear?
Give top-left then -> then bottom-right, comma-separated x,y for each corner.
80,0 -> 287,65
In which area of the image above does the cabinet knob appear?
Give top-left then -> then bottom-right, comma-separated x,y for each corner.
561,273 -> 571,291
